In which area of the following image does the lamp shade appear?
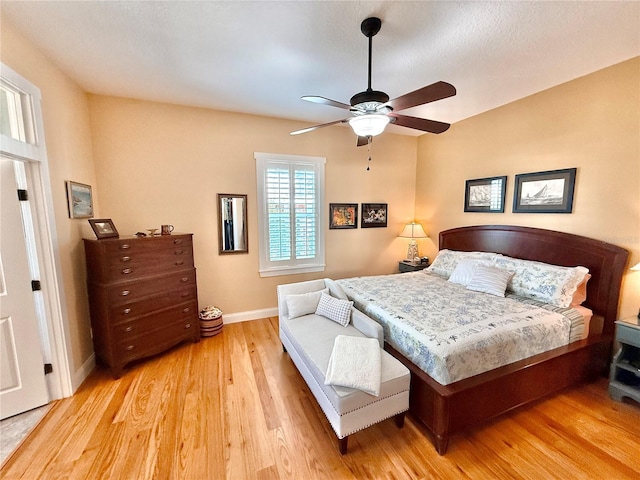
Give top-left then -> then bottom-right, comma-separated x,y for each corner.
348,114 -> 390,137
399,222 -> 428,239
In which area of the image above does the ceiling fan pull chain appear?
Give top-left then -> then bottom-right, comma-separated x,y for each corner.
366,136 -> 372,171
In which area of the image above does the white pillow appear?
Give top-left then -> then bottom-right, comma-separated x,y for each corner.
427,249 -> 501,278
466,265 -> 514,297
448,258 -> 493,286
285,288 -> 329,319
315,292 -> 353,327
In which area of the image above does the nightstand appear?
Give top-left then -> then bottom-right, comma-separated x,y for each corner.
399,260 -> 428,273
609,316 -> 640,405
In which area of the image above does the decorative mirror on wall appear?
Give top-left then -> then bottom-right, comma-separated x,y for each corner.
217,193 -> 248,255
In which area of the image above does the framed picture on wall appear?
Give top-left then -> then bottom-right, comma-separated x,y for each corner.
65,181 -> 94,218
464,176 -> 507,213
361,203 -> 387,228
329,203 -> 358,229
513,168 -> 577,213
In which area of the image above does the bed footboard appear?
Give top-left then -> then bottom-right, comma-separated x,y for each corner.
385,336 -> 611,454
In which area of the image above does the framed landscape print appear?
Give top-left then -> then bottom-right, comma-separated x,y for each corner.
361,203 -> 387,228
329,203 -> 358,229
464,176 -> 507,213
66,181 -> 94,218
513,168 -> 577,213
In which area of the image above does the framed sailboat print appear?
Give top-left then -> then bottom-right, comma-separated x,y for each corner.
513,168 -> 576,213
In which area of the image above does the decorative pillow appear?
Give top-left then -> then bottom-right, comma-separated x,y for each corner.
466,265 -> 514,297
571,273 -> 591,306
315,292 -> 353,327
427,249 -> 500,278
285,288 -> 329,319
448,258 -> 493,286
493,256 -> 589,308
323,278 -> 349,300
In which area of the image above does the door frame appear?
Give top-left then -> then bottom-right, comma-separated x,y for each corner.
1,63 -> 74,400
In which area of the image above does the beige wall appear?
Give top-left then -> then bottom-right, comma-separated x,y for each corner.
5,11 -> 638,390
416,57 -> 640,319
1,20 -> 97,378
87,95 -> 418,315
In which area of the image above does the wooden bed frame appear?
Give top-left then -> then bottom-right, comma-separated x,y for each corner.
384,225 -> 628,454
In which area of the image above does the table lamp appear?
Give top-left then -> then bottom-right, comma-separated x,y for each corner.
399,222 -> 427,261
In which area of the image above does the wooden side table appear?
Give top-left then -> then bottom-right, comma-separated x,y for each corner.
399,260 -> 428,273
609,316 -> 640,405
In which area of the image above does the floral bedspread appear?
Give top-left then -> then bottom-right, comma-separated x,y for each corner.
336,272 -> 572,385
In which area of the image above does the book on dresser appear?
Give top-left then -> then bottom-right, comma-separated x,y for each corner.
83,233 -> 200,378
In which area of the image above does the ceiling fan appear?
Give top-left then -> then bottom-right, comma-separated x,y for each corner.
291,17 -> 457,146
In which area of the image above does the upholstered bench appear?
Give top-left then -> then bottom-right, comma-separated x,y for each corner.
277,278 -> 410,454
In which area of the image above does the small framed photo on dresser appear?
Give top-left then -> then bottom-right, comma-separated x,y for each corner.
88,218 -> 119,239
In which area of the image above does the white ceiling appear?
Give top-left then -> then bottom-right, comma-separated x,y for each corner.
2,1 -> 639,136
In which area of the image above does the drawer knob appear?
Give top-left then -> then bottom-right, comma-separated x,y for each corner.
122,268 -> 133,275
123,308 -> 131,315
185,323 -> 192,329
121,290 -> 130,296
125,345 -> 135,351
180,292 -> 190,298
124,326 -> 133,332
121,256 -> 131,262
183,307 -> 191,313
175,260 -> 184,266
120,244 -> 131,250
174,249 -> 184,255
173,239 -> 183,245
180,277 -> 189,283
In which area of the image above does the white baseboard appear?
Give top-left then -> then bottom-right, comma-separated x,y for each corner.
222,307 -> 278,324
72,353 -> 96,393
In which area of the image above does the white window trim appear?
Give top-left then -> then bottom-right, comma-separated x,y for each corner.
255,152 -> 326,278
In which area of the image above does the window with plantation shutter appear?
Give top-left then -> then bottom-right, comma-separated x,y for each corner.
255,152 -> 325,277
255,153 -> 325,277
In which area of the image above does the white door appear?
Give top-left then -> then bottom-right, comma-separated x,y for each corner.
0,158 -> 48,419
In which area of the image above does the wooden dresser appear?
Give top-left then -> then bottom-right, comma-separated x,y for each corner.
83,233 -> 200,378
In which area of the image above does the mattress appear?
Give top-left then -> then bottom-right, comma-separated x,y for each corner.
336,272 -> 586,385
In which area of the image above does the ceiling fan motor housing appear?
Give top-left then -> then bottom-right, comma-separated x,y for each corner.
350,90 -> 390,109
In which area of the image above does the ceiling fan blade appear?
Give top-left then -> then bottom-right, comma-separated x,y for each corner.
389,113 -> 450,134
301,96 -> 352,110
290,118 -> 350,136
387,81 -> 456,112
357,135 -> 370,147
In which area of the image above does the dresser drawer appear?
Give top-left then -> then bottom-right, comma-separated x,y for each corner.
105,247 -> 194,281
110,286 -> 197,322
115,317 -> 198,364
107,269 -> 196,305
103,235 -> 192,255
111,301 -> 197,339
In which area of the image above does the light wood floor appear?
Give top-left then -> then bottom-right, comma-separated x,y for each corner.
2,317 -> 639,479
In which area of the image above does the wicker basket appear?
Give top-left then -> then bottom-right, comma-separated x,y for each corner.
199,305 -> 223,337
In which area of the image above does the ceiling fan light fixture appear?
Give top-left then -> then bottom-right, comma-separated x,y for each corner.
348,114 -> 390,137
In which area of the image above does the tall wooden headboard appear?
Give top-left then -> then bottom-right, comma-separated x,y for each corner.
439,225 -> 629,336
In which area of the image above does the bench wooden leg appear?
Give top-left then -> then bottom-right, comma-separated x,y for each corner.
338,436 -> 348,455
394,411 -> 406,429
